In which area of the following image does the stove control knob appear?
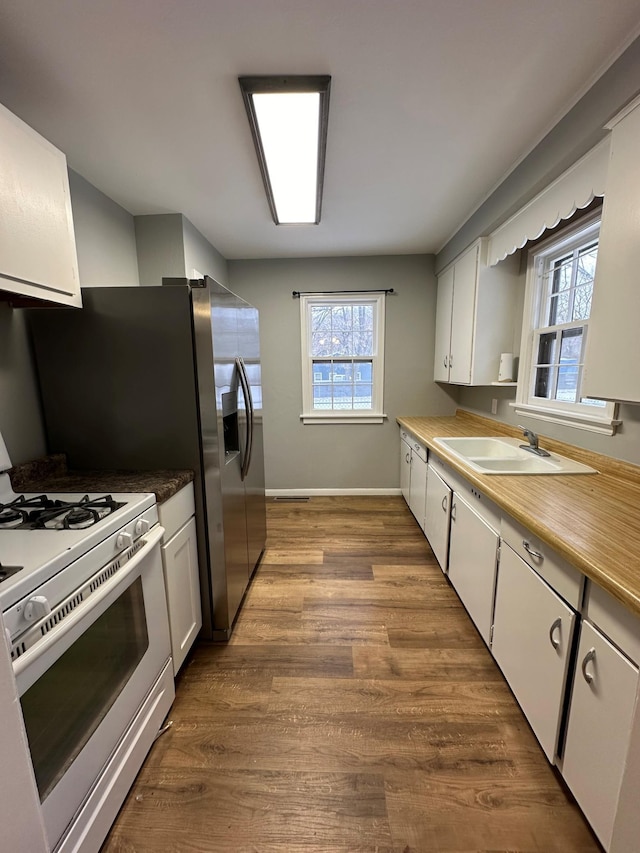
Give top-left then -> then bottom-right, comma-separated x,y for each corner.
134,518 -> 150,536
24,595 -> 51,623
116,532 -> 134,550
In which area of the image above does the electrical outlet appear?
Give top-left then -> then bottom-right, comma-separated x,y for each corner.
491,398 -> 498,415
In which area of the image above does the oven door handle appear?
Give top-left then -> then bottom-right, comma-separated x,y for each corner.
12,525 -> 165,680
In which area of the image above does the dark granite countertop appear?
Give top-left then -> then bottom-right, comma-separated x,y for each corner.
8,454 -> 194,505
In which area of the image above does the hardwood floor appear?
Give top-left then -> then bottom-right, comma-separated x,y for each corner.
101,496 -> 601,852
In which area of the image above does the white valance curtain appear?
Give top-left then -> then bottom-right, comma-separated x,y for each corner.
487,137 -> 611,267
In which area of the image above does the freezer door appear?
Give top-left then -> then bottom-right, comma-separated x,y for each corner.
237,299 -> 267,574
193,280 -> 250,633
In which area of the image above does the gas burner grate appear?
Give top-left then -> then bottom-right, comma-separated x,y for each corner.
0,494 -> 57,529
0,494 -> 126,531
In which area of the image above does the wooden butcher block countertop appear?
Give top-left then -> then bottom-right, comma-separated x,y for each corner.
398,410 -> 640,617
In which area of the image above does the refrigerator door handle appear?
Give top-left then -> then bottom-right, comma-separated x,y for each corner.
236,357 -> 254,480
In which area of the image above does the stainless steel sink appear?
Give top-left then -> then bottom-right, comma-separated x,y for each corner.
432,436 -> 597,475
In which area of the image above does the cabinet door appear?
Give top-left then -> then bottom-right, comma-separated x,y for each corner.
492,543 -> 576,762
424,464 -> 451,572
434,266 -> 454,382
0,102 -> 80,306
448,494 -> 498,646
408,451 -> 428,531
162,517 -> 202,675
562,620 -> 638,850
400,437 -> 411,503
449,244 -> 478,384
583,100 -> 640,403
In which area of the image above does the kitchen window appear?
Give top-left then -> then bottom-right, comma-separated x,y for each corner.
514,213 -> 619,434
300,292 -> 386,423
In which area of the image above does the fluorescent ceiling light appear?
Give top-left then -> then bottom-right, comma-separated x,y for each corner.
239,76 -> 331,225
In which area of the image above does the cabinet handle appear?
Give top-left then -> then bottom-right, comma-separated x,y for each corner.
443,355 -> 448,368
581,647 -> 597,685
405,452 -> 410,464
450,501 -> 456,521
441,495 -> 448,513
523,540 -> 543,561
548,617 -> 562,650
449,354 -> 454,368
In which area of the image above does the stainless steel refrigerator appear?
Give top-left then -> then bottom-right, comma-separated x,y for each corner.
27,277 -> 267,640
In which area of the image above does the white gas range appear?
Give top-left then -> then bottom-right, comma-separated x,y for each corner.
0,433 -> 174,853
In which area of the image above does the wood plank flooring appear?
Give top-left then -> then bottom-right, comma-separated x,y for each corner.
101,496 -> 601,852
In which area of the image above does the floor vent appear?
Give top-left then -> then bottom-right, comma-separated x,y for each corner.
272,496 -> 310,502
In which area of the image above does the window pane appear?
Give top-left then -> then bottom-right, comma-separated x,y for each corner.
310,358 -> 373,411
310,305 -> 332,332
331,304 -> 352,329
576,244 -> 597,288
555,327 -> 582,402
548,254 -> 572,324
333,384 -> 354,409
536,332 -> 556,367
352,330 -> 373,355
352,305 -> 373,331
534,366 -> 552,398
534,332 -> 557,399
572,284 -> 592,321
354,383 -> 372,408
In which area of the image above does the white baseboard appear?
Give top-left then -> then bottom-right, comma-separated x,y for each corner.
266,488 -> 402,497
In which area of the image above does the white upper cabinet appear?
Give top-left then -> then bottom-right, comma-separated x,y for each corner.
583,94 -> 640,403
0,102 -> 81,306
434,239 -> 520,385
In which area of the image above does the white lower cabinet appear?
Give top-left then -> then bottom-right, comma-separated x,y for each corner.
448,494 -> 498,646
158,485 -> 202,675
492,542 -> 576,762
561,621 -> 639,851
399,429 -> 428,530
408,452 -> 428,530
423,463 -> 451,571
399,434 -> 411,503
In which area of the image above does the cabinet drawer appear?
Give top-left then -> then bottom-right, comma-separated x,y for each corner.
586,581 -> 640,666
501,515 -> 583,609
400,430 -> 427,462
158,483 -> 196,542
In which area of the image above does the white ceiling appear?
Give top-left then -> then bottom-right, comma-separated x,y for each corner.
0,1 -> 639,260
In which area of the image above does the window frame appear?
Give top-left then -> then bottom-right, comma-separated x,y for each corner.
299,292 -> 386,424
513,212 -> 620,435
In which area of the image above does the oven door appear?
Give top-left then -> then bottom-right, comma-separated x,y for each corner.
12,525 -> 172,851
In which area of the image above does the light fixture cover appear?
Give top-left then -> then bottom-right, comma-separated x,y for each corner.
239,75 -> 331,225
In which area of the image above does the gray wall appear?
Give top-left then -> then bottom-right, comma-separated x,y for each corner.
0,306 -> 47,464
135,213 -> 188,286
182,216 -> 228,285
135,213 -> 229,286
68,170 -> 140,286
1,172 -> 141,465
229,255 -> 456,492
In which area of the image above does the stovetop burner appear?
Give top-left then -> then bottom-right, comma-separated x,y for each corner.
0,494 -> 126,531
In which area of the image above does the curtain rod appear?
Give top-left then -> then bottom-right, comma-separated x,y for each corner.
292,288 -> 394,298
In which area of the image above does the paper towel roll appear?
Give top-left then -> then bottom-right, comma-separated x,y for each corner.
498,353 -> 514,382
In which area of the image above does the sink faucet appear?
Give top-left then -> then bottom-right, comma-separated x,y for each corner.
518,425 -> 551,457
